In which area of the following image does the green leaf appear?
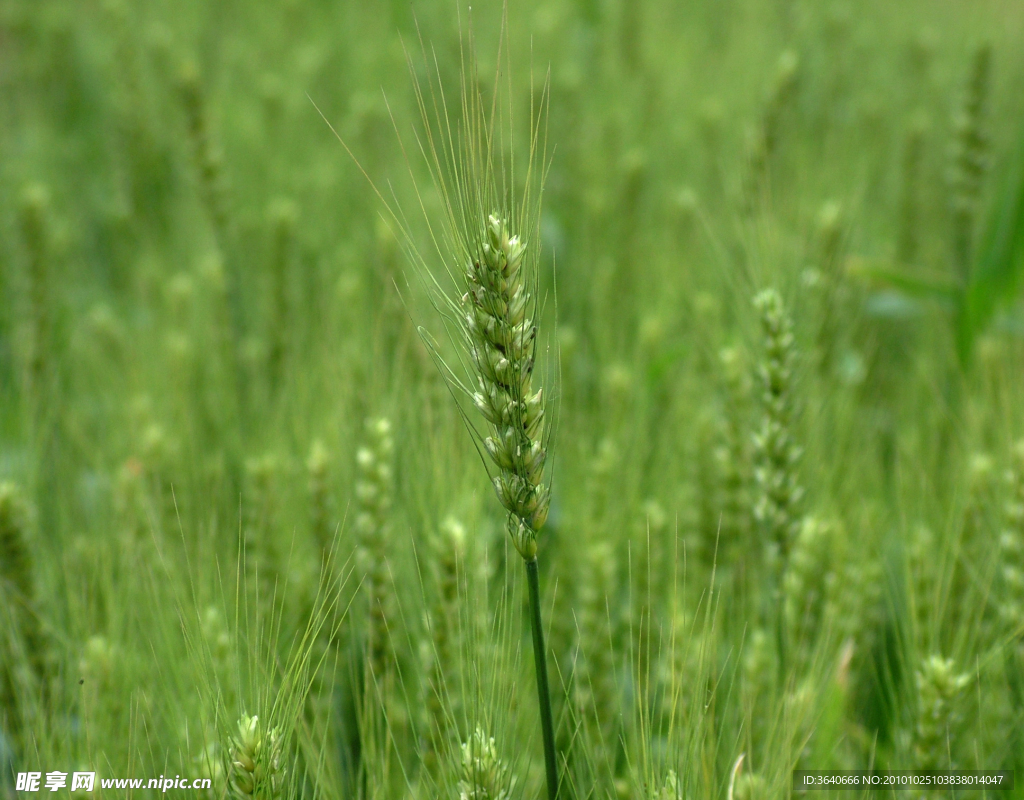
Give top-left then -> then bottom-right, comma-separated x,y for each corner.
958,128 -> 1024,366
845,256 -> 959,305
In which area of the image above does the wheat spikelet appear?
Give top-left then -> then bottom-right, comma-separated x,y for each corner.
422,516 -> 466,774
655,597 -> 702,735
809,201 -> 847,375
466,215 -> 551,560
228,714 -> 285,799
354,417 -> 395,680
948,43 -> 993,284
730,771 -> 767,800
752,289 -> 803,569
897,115 -> 927,266
829,525 -> 883,648
999,442 -> 1024,634
741,628 -> 776,752
650,770 -> 681,800
200,605 -> 234,701
178,60 -> 244,412
716,344 -> 757,569
19,184 -> 53,406
266,198 -> 297,397
195,740 -> 226,800
782,516 -> 834,670
695,408 -> 720,568
0,484 -> 33,609
243,453 -> 282,605
457,727 -> 513,800
963,451 -> 997,545
907,523 -> 937,637
572,540 -> 618,760
911,655 -> 970,773
716,346 -> 753,570
742,51 -> 800,215
306,440 -> 333,562
0,483 -> 39,742
179,61 -> 230,248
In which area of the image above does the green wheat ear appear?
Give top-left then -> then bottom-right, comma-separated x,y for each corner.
1000,441 -> 1024,633
466,214 -> 550,559
228,713 -> 285,799
354,417 -> 396,681
0,483 -> 33,606
457,726 -> 514,800
948,43 -> 993,284
0,481 -> 43,744
19,184 -> 54,406
752,288 -> 803,568
912,655 -> 970,771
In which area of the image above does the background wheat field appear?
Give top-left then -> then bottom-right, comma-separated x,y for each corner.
2,0 -> 1024,798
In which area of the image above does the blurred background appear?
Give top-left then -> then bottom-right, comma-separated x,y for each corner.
2,0 -> 1024,798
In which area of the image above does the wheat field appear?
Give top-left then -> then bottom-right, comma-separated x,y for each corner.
1,0 -> 1024,798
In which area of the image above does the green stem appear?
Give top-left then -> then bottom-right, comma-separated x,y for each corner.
525,556 -> 558,800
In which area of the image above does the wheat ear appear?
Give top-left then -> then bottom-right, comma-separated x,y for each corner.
354,417 -> 396,682
466,215 -> 551,557
912,656 -> 970,774
1000,442 -> 1024,634
457,727 -> 514,800
752,289 -> 803,566
752,288 -> 803,674
948,44 -> 992,285
461,214 -> 558,799
228,714 -> 285,799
